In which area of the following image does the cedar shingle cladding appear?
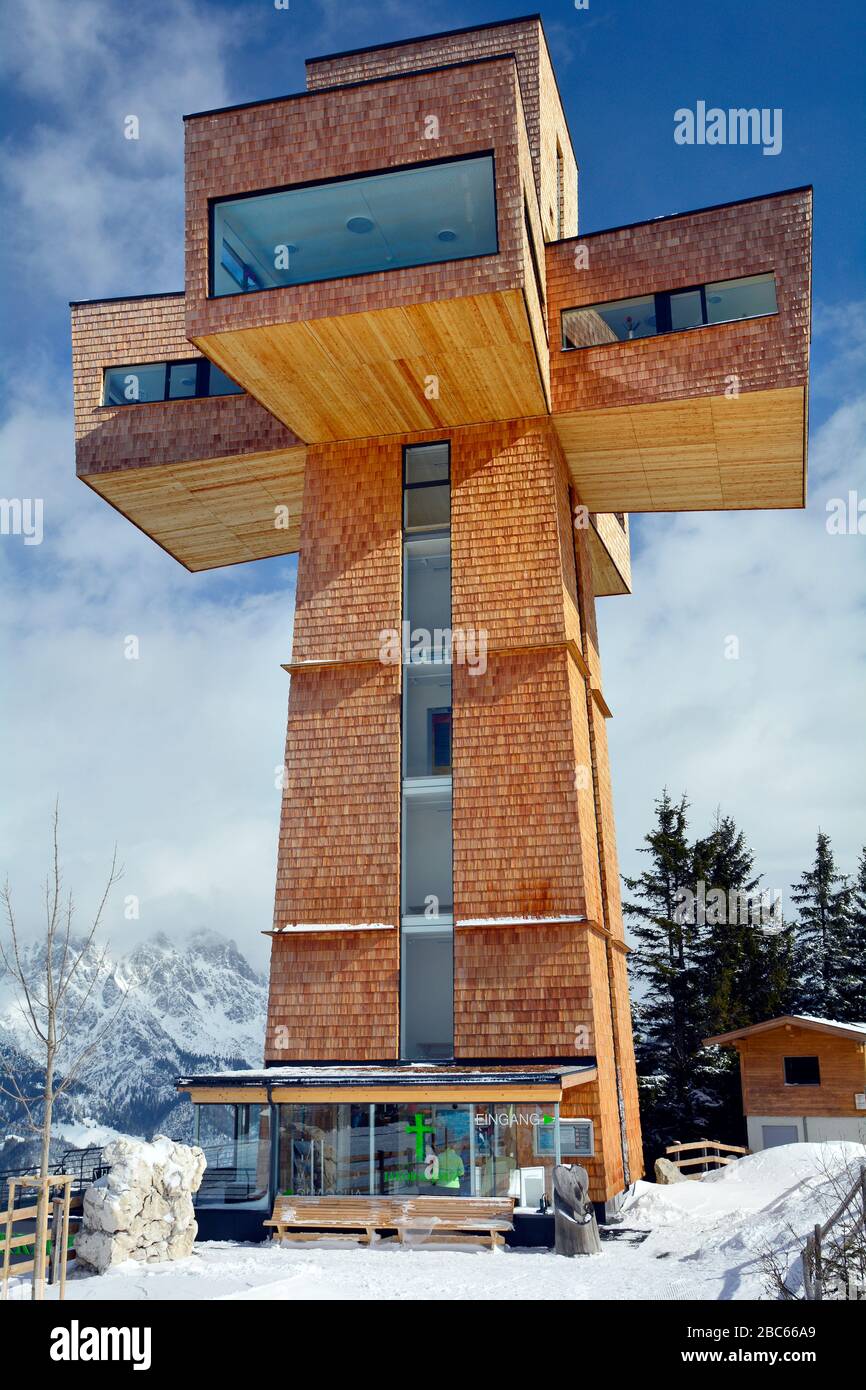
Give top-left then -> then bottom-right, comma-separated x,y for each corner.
184,57 -> 530,343
70,294 -> 299,476
736,1025 -> 866,1118
266,414 -> 647,1195
453,922 -> 595,1056
304,15 -> 578,244
266,929 -> 399,1061
290,438 -> 403,666
546,188 -> 812,412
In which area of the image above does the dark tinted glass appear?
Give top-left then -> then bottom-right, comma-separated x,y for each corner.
784,1056 -> 820,1086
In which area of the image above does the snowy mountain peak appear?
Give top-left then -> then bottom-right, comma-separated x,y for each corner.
0,927 -> 267,1154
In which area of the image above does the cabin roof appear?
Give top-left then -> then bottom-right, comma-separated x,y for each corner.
703,1015 -> 866,1047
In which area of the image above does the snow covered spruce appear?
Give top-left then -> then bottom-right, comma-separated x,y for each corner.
76,1136 -> 205,1273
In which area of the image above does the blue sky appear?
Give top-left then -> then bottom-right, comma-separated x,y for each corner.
1,0 -> 864,968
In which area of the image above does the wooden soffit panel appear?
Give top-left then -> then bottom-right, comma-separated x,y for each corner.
195,289 -> 547,443
82,445 -> 306,572
180,1083 -> 594,1104
555,386 -> 806,513
587,523 -> 630,597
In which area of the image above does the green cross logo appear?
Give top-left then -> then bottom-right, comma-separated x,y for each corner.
405,1112 -> 434,1161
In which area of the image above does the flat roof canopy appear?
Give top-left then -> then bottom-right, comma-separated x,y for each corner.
178,1061 -> 598,1105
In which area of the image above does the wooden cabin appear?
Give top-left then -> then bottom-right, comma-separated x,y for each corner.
704,1016 -> 866,1151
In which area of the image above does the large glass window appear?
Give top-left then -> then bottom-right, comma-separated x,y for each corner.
562,272 -> 777,349
204,1101 -> 564,1202
403,665 -> 452,777
194,1103 -> 271,1208
563,294 -> 656,347
103,358 -> 243,405
401,444 -> 453,1059
706,272 -> 777,324
211,154 -> 498,297
402,780 -> 453,920
403,442 -> 450,531
403,536 -> 451,660
277,1104 -> 371,1196
473,1104 -> 560,1204
373,1103 -> 472,1195
400,928 -> 454,1061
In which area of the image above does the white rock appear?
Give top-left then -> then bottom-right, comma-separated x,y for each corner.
76,1135 -> 205,1273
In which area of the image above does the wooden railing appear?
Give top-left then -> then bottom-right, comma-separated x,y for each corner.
1,1178 -> 82,1300
802,1163 -> 866,1301
665,1139 -> 749,1177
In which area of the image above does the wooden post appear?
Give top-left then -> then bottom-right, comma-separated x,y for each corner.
1,1181 -> 15,1301
813,1222 -> 823,1302
49,1196 -> 62,1287
58,1183 -> 72,1301
802,1233 -> 813,1300
32,1180 -> 49,1302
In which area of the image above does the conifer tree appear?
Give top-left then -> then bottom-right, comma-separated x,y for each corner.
790,831 -> 852,1018
843,846 -> 866,1020
691,812 -> 796,1037
623,791 -> 710,1156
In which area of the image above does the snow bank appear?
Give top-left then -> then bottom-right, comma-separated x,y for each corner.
624,1141 -> 866,1295
626,1141 -> 865,1228
76,1135 -> 205,1273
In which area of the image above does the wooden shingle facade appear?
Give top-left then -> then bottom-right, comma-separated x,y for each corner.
70,15 -> 812,1220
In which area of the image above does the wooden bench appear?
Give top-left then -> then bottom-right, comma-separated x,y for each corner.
264,1195 -> 514,1250
392,1196 -> 514,1249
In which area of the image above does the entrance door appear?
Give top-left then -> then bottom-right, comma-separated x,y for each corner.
761,1124 -> 800,1149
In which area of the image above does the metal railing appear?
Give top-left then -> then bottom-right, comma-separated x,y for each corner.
0,1146 -> 107,1209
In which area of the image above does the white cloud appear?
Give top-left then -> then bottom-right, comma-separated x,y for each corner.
0,0 -> 235,297
601,390 -> 866,913
0,388 -> 295,971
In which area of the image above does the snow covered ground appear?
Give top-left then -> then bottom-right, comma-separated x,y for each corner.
21,1141 -> 865,1302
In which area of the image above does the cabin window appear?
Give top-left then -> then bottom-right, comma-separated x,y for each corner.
784,1055 -> 821,1086
561,271 -> 777,349
210,153 -> 498,296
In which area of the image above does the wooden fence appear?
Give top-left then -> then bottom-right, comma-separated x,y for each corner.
1,1177 -> 82,1300
802,1162 -> 866,1301
665,1139 -> 749,1177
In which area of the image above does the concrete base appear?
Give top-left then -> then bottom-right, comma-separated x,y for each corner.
746,1114 -> 866,1151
